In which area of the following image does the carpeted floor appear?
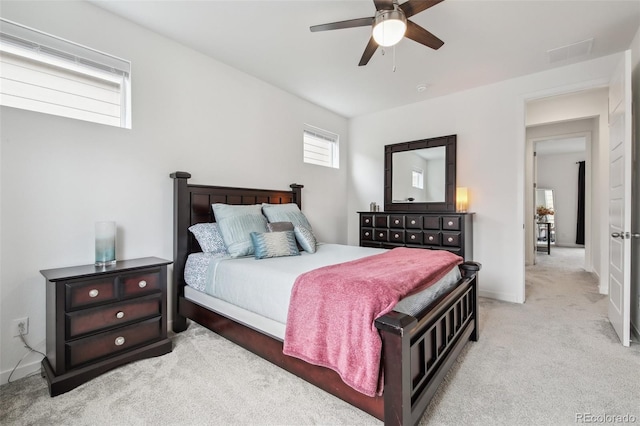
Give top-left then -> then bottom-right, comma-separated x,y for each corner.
1,247 -> 638,425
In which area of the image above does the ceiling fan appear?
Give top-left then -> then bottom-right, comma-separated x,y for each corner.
310,0 -> 445,66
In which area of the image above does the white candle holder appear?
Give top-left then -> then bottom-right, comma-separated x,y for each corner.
95,221 -> 116,267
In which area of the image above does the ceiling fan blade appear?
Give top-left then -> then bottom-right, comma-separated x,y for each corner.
373,0 -> 394,11
400,0 -> 445,18
405,20 -> 444,50
310,17 -> 374,32
358,37 -> 379,66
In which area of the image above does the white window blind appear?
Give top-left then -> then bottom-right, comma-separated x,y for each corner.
412,168 -> 424,189
0,18 -> 131,128
303,125 -> 339,168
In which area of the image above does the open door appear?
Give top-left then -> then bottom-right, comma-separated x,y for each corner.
608,50 -> 632,347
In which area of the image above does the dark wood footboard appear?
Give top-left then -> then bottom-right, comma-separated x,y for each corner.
170,172 -> 480,426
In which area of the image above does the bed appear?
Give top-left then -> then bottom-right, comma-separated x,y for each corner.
170,171 -> 481,426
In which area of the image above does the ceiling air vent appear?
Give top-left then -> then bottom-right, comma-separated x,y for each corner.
547,38 -> 593,63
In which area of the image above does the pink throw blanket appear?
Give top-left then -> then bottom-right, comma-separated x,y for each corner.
282,247 -> 463,397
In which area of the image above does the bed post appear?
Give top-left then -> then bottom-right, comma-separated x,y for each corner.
375,312 -> 418,426
290,183 -> 303,209
459,261 -> 481,341
170,171 -> 191,332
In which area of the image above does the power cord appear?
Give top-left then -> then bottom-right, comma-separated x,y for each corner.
7,323 -> 46,383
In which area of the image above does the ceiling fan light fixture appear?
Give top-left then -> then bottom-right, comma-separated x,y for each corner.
372,8 -> 407,47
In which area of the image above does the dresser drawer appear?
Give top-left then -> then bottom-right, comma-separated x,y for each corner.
374,229 -> 389,241
424,231 -> 441,245
389,230 -> 405,243
423,216 -> 441,230
361,215 -> 374,227
406,230 -> 422,244
66,317 -> 162,369
66,294 -> 162,338
361,228 -> 374,241
121,270 -> 161,298
66,278 -> 117,310
374,215 -> 388,228
389,215 -> 405,228
405,216 -> 422,229
442,232 -> 461,247
443,216 -> 461,230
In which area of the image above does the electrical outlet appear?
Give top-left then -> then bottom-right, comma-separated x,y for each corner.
11,317 -> 29,337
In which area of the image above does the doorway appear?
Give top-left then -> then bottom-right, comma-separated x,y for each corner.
523,87 -> 610,300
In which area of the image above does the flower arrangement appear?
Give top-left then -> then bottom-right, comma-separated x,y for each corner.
536,205 -> 555,216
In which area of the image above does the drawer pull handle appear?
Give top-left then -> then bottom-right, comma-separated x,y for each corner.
410,235 -> 416,240
394,219 -> 399,224
365,219 -> 370,224
448,221 -> 454,226
364,231 -> 370,237
394,233 -> 399,238
448,237 -> 454,242
410,220 -> 416,225
89,289 -> 99,298
379,233 -> 384,238
429,236 -> 434,241
115,336 -> 125,346
138,280 -> 147,288
116,311 -> 125,319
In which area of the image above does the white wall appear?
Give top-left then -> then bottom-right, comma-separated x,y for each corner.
348,54 -> 620,304
536,151 -> 587,247
0,1 -> 349,383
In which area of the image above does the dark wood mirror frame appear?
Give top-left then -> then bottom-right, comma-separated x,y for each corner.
384,134 -> 457,212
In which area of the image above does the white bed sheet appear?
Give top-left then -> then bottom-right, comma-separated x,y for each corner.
184,243 -> 462,339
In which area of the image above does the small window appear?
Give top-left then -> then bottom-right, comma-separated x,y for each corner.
0,18 -> 131,128
412,168 -> 424,189
303,125 -> 339,169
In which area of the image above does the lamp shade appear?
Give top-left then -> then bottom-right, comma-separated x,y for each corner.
456,187 -> 469,212
372,9 -> 407,47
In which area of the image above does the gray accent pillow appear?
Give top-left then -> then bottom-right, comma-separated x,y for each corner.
250,231 -> 300,259
212,204 -> 268,257
188,223 -> 227,254
267,221 -> 294,232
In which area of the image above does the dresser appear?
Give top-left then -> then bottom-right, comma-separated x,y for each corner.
40,257 -> 173,396
359,212 -> 474,261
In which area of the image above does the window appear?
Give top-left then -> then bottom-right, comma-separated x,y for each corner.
412,168 -> 424,189
303,125 -> 339,168
0,18 -> 131,128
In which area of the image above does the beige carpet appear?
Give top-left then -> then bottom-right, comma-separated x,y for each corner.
2,247 -> 639,425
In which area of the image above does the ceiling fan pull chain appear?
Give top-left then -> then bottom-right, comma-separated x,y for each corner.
393,45 -> 397,72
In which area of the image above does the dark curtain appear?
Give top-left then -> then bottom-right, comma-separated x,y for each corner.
576,161 -> 585,245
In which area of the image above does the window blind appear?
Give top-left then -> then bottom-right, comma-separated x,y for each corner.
0,18 -> 131,128
303,125 -> 339,168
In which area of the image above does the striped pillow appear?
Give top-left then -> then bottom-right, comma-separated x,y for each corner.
250,231 -> 300,259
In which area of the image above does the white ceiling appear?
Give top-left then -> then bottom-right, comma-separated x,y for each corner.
90,0 -> 640,118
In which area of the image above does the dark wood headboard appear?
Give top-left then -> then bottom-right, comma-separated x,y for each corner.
169,171 -> 303,329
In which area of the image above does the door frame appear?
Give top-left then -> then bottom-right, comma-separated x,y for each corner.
525,131 -> 592,270
516,76 -> 610,303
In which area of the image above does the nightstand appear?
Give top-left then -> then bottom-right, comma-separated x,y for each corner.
40,257 -> 173,396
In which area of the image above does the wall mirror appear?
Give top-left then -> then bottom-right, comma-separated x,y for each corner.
384,135 -> 456,212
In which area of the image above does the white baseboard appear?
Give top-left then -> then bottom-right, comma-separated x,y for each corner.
0,357 -> 42,386
478,289 -> 523,304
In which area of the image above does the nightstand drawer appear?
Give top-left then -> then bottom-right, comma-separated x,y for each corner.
375,229 -> 389,241
66,317 -> 162,369
66,278 -> 117,310
121,270 -> 161,297
443,216 -> 461,230
405,216 -> 422,229
389,215 -> 405,228
66,294 -> 162,338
